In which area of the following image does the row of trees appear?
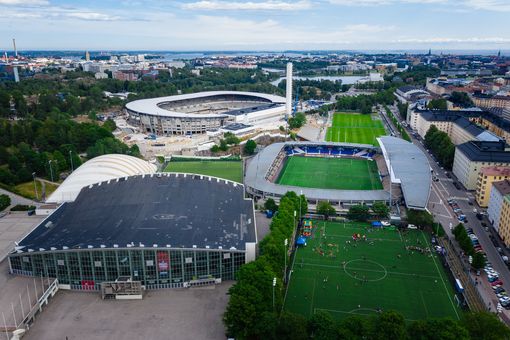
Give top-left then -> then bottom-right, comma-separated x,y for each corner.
336,88 -> 396,114
424,125 -> 455,170
0,112 -> 139,186
224,192 -> 307,339
453,223 -> 486,269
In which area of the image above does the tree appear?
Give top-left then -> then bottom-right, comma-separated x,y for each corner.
317,201 -> 336,218
407,209 -> 434,228
264,198 -> 278,212
244,140 -> 257,155
427,98 -> 448,110
472,252 -> 486,270
308,311 -> 337,340
372,202 -> 389,218
288,112 -> 306,129
103,119 -> 117,132
276,312 -> 308,340
408,318 -> 469,340
224,132 -> 240,145
462,312 -> 510,340
450,91 -> 474,108
347,204 -> 370,221
373,310 -> 407,340
0,194 -> 10,211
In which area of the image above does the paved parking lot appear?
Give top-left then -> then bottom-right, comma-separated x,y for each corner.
0,212 -> 45,261
23,283 -> 232,340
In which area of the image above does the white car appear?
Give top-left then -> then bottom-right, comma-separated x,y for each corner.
381,221 -> 391,226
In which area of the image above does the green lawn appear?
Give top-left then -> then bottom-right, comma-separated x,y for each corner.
326,113 -> 386,145
164,160 -> 243,183
14,180 -> 59,200
284,221 -> 461,321
276,156 -> 382,190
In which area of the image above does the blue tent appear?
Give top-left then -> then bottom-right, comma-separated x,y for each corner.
371,221 -> 383,227
296,236 -> 307,246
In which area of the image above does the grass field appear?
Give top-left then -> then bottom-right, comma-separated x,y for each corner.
326,113 -> 386,145
164,160 -> 243,183
14,180 -> 59,200
284,221 -> 461,321
276,156 -> 382,190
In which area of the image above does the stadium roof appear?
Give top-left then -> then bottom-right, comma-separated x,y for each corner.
125,91 -> 286,119
377,136 -> 431,210
47,154 -> 157,203
19,173 -> 256,252
245,142 -> 389,202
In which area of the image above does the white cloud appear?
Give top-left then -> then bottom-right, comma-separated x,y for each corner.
463,0 -> 510,11
329,0 -> 446,5
343,24 -> 396,32
395,37 -> 510,43
182,0 -> 311,11
63,11 -> 120,21
0,0 -> 48,5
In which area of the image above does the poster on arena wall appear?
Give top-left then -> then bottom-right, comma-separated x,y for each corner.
157,251 -> 170,276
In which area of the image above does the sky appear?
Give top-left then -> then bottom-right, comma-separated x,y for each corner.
0,0 -> 509,51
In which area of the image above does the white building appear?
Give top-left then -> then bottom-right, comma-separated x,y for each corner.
488,180 -> 510,232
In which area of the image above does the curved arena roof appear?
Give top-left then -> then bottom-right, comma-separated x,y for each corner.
377,136 -> 431,210
125,91 -> 286,119
47,154 -> 157,203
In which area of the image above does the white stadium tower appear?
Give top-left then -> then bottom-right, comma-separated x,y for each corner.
125,91 -> 286,136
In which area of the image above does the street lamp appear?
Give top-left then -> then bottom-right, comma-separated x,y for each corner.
32,172 -> 38,201
48,160 -> 54,182
69,150 -> 74,172
272,277 -> 277,310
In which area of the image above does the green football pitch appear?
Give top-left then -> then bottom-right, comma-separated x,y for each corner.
276,156 -> 382,190
164,160 -> 243,183
284,221 -> 461,321
326,113 -> 386,145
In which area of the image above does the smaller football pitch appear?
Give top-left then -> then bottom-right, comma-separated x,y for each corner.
326,113 -> 386,145
283,221 -> 461,321
276,156 -> 382,190
164,160 -> 243,183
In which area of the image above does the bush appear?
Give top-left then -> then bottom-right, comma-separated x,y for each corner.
10,204 -> 35,211
0,194 -> 10,211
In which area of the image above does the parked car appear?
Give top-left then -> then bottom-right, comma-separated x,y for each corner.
492,280 -> 504,286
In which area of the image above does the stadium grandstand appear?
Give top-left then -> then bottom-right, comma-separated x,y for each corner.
125,91 -> 286,136
9,173 -> 256,289
245,140 -> 431,211
245,141 -> 389,209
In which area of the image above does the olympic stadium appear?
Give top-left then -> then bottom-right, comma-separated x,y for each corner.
245,137 -> 432,211
125,91 -> 286,136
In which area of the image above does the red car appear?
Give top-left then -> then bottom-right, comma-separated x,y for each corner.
491,280 -> 503,286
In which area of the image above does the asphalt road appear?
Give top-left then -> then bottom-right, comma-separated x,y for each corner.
386,104 -> 510,312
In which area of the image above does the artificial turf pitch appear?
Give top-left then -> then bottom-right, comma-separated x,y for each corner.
276,156 -> 382,190
326,113 -> 386,146
284,221 -> 461,321
164,160 -> 243,183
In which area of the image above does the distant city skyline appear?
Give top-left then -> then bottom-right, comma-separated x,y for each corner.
0,0 -> 509,51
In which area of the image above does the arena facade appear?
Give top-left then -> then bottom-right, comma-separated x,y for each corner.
9,173 -> 256,289
125,91 -> 286,136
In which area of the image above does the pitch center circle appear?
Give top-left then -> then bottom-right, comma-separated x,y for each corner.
343,259 -> 387,282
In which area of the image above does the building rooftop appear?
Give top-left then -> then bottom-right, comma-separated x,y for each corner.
494,180 -> 510,196
480,166 -> 510,177
457,140 -> 510,163
18,174 -> 256,253
377,136 -> 432,210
